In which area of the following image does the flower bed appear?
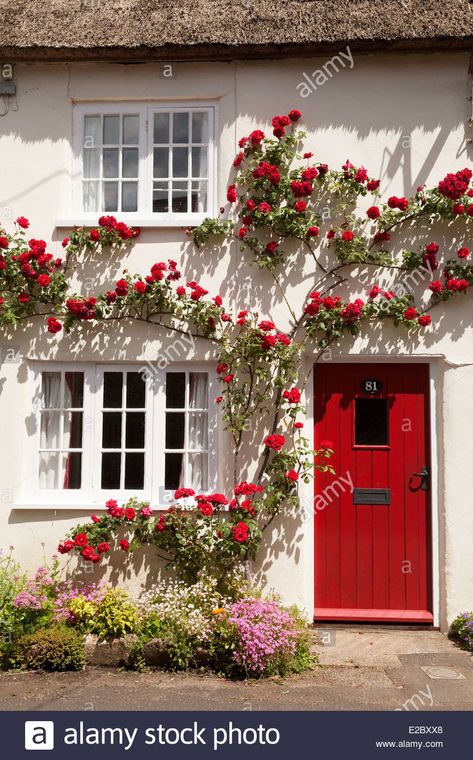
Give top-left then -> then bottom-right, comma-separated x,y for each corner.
450,612 -> 473,651
0,551 -> 314,677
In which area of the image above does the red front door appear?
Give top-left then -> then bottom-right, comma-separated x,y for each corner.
314,364 -> 433,623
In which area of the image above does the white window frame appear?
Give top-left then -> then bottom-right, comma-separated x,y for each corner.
18,362 -> 218,510
61,102 -> 217,229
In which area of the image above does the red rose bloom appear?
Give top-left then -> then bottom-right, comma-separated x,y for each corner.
16,216 -> 30,228
233,152 -> 245,167
246,199 -> 255,211
283,387 -> 301,404
58,539 -> 74,554
226,184 -> 237,203
47,317 -> 62,334
115,279 -> 129,296
285,470 -> 299,482
90,229 -> 100,242
231,521 -> 249,543
249,129 -> 265,146
258,320 -> 275,331
37,274 -> 50,287
307,226 -> 319,237
266,241 -> 279,253
403,307 -> 418,320
74,532 -> 88,547
133,281 -> 147,295
237,227 -> 247,238
288,109 -> 302,122
294,200 -> 307,213
367,179 -> 380,191
320,440 -> 333,450
119,539 -> 130,552
97,542 -> 110,554
62,237 -> 70,247
430,281 -> 443,294
18,292 -> 29,304
0,236 -> 8,249
366,206 -> 380,219
264,434 -> 285,451
458,247 -> 470,258
223,374 -> 234,383
418,315 -> 431,327
341,230 -> 354,242
125,507 -> 136,520
294,422 -> 304,429
258,202 -> 271,214
453,204 -> 465,215
174,488 -> 196,499
198,501 -> 214,516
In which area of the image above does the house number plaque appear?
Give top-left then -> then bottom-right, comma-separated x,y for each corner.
360,378 -> 383,394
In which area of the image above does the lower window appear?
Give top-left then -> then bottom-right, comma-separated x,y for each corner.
33,364 -> 214,504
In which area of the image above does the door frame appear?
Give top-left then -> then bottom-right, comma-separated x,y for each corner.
303,356 -> 441,628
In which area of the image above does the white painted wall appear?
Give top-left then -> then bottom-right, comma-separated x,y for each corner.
1,52 -> 473,629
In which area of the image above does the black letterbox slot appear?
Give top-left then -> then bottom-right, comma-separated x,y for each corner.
353,488 -> 391,505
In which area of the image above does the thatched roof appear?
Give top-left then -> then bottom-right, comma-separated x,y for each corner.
0,0 -> 472,62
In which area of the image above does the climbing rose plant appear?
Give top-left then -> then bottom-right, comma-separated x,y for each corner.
2,109 -> 473,580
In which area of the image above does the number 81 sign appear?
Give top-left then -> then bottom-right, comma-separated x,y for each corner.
360,378 -> 383,394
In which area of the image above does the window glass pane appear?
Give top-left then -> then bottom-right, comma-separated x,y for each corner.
63,453 -> 82,489
103,372 -> 123,408
192,112 -> 208,143
153,148 -> 169,178
103,114 -> 120,144
188,453 -> 208,491
123,114 -> 139,145
40,412 -> 61,448
102,412 -> 122,448
101,452 -> 121,489
192,147 -> 207,178
126,373 -> 146,408
122,182 -> 138,212
83,181 -> 100,212
125,453 -> 144,489
103,181 -> 119,211
166,373 -> 185,408
189,373 -> 208,408
173,112 -> 189,143
172,147 -> 188,178
41,372 -> 61,408
165,452 -> 183,490
172,182 -> 188,213
63,412 -> 83,449
165,412 -> 185,449
83,149 -> 100,178
153,182 -> 169,213
355,398 -> 389,446
122,147 -> 138,178
125,413 -> 145,449
84,115 -> 101,148
64,372 -> 84,408
103,148 -> 119,178
191,181 -> 208,213
39,452 -> 60,489
154,112 -> 170,143
188,413 -> 208,450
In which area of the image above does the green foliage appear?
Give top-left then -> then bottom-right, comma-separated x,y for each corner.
16,626 -> 85,672
450,611 -> 473,651
87,589 -> 138,640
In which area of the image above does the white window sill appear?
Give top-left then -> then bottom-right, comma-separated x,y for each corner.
55,214 -> 208,229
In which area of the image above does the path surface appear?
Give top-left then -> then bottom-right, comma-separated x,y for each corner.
1,627 -> 472,711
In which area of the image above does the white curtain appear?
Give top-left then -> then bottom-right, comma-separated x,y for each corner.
187,373 -> 208,491
39,373 -> 61,489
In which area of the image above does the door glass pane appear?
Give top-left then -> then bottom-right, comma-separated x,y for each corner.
192,112 -> 208,143
355,398 -> 389,446
166,373 -> 185,408
165,452 -> 183,490
103,372 -> 123,408
123,115 -> 139,145
154,112 -> 170,143
125,413 -> 145,449
126,373 -> 146,408
173,112 -> 189,143
102,412 -> 122,448
101,452 -> 121,489
153,148 -> 169,178
165,412 -> 185,449
63,453 -> 82,489
103,114 -> 120,144
125,453 -> 144,489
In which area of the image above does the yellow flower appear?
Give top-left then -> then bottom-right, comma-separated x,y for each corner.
212,608 -> 225,615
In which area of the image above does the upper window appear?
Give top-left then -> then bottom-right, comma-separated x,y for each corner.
27,364 -> 217,507
73,104 -> 215,224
